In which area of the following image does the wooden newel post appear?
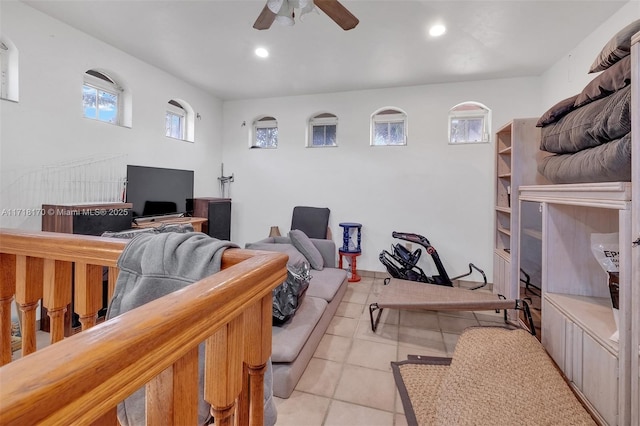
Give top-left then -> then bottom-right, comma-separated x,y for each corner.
205,315 -> 244,426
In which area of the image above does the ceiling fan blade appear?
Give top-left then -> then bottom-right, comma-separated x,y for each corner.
313,0 -> 359,30
253,3 -> 277,30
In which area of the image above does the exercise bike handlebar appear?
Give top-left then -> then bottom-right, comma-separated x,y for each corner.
391,231 -> 432,247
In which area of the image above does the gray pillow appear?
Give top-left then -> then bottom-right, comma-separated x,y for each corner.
589,19 -> 640,73
289,229 -> 324,270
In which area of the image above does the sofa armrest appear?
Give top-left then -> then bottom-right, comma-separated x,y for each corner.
310,238 -> 337,268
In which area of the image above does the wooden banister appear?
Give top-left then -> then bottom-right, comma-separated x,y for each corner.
0,229 -> 287,426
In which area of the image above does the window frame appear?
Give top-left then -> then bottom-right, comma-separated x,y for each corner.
448,102 -> 491,145
308,113 -> 338,147
370,108 -> 407,146
165,101 -> 186,141
252,116 -> 278,149
82,71 -> 123,125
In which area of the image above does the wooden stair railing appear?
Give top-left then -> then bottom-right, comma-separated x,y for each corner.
0,228 -> 287,426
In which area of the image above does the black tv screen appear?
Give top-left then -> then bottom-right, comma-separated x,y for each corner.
126,165 -> 194,218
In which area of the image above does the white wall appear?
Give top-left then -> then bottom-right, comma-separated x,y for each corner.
0,1 -> 224,230
540,2 -> 639,106
222,78 -> 542,277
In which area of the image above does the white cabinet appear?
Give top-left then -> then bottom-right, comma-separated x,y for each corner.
630,31 -> 640,426
520,182 -> 632,425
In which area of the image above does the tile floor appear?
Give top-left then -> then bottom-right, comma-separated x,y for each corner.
272,274 -> 506,426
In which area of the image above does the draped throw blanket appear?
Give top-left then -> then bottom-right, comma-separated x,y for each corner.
107,232 -> 277,426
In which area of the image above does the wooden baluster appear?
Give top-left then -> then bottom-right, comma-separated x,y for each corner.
74,263 -> 102,330
241,296 -> 271,426
205,316 -> 244,426
107,266 -> 119,303
0,253 -> 16,365
42,259 -> 72,344
147,346 -> 199,425
15,255 -> 44,356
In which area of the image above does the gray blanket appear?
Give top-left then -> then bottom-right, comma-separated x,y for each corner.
540,85 -> 631,154
107,232 -> 277,426
538,133 -> 631,184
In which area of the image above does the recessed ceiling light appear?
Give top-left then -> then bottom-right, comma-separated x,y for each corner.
429,24 -> 446,37
255,47 -> 269,58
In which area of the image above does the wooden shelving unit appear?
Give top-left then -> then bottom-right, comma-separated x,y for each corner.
492,118 -> 546,300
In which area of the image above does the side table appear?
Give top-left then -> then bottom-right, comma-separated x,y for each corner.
339,250 -> 361,282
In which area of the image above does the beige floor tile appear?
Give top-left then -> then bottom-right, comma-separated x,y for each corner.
274,391 -> 330,426
398,310 -> 440,330
333,364 -> 396,412
394,413 -> 409,426
314,334 -> 352,362
346,338 -> 397,371
354,318 -> 399,345
397,326 -> 446,353
474,309 -> 507,323
342,286 -> 370,305
326,315 -> 359,338
397,343 -> 448,361
438,309 -> 477,320
437,313 -> 479,333
324,400 -> 394,426
296,358 -> 344,398
335,301 -> 365,319
442,331 -> 461,355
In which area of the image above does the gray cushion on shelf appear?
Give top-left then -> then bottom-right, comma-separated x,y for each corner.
589,19 -> 640,73
289,229 -> 324,270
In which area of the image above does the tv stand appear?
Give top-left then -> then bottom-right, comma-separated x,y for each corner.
132,216 -> 207,232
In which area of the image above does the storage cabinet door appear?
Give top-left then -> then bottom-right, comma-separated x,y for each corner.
581,333 -> 619,425
542,299 -> 567,371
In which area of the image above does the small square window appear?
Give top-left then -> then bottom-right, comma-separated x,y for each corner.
309,113 -> 338,147
252,117 -> 278,148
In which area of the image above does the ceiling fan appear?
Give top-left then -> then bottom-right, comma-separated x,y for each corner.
253,0 -> 359,31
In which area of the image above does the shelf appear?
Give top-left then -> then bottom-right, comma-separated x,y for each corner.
545,293 -> 618,355
498,173 -> 512,179
498,146 -> 512,155
497,227 -> 511,236
495,206 -> 511,214
495,248 -> 510,261
521,227 -> 542,240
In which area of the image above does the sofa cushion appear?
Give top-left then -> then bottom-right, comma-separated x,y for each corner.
271,296 -> 327,363
244,242 -> 306,266
289,230 -> 324,270
305,268 -> 348,303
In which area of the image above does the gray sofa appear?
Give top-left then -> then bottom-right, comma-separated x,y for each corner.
245,235 -> 348,398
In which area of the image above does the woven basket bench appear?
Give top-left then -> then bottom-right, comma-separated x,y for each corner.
392,327 -> 596,425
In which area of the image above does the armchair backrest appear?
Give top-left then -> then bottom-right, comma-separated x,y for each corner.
290,206 -> 330,239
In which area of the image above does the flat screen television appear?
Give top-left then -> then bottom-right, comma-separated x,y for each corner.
126,165 -> 194,218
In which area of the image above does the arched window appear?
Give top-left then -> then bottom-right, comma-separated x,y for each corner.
0,37 -> 19,102
251,116 -> 278,148
448,102 -> 491,144
308,112 -> 338,147
82,69 -> 123,125
166,99 -> 195,142
370,107 -> 407,146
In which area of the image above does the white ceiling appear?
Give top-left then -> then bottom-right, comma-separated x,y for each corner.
23,0 -> 631,101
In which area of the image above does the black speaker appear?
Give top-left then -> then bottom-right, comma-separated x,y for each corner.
207,200 -> 231,240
